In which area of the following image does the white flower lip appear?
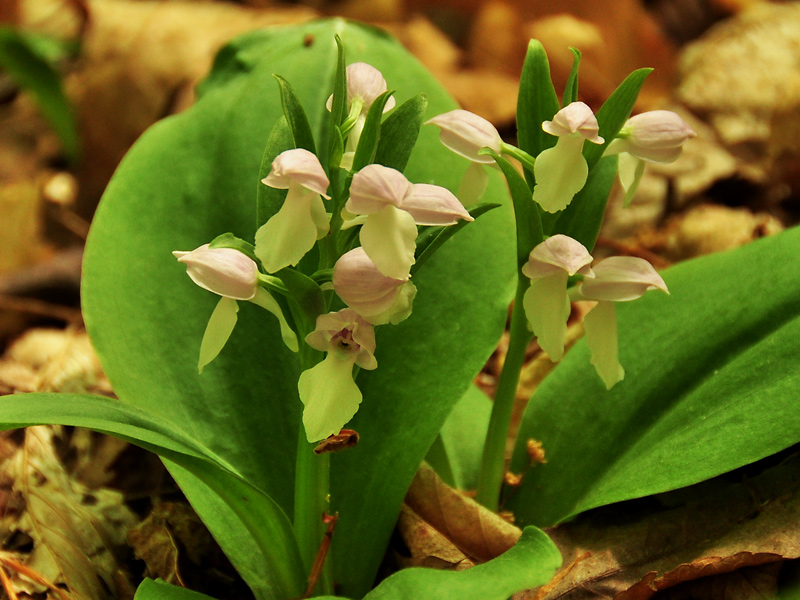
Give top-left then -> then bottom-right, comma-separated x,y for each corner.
426,109 -> 502,164
579,256 -> 668,302
542,102 -> 604,144
262,148 -> 330,198
174,244 -> 258,300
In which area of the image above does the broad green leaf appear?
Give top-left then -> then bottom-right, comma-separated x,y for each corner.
549,154 -> 618,249
364,527 -> 561,600
135,579 -> 218,600
0,27 -> 79,161
82,19 -> 515,598
274,74 -> 317,154
351,90 -> 393,172
0,393 -> 305,600
509,226 -> 800,527
373,94 -> 427,172
561,48 -> 581,107
516,39 -> 559,186
426,385 -> 492,491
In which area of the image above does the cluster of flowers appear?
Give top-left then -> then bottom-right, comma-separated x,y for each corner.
427,100 -> 694,388
175,63 -> 472,443
175,58 -> 696,444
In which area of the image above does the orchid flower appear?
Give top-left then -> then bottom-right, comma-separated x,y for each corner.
521,235 -> 594,362
604,110 -> 696,206
174,244 -> 298,373
333,247 -> 417,325
578,256 -> 669,389
254,148 -> 330,273
533,102 -> 604,213
426,109 -> 503,205
345,164 -> 473,279
298,309 -> 378,442
326,62 -> 396,170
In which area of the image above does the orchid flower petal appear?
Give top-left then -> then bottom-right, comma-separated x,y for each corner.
580,256 -> 668,302
298,352 -> 362,442
522,234 -> 594,280
458,162 -> 490,206
249,287 -> 298,352
198,297 -> 238,373
174,244 -> 258,300
346,164 -> 412,215
403,184 -> 473,226
606,110 -> 696,163
333,247 -> 417,325
532,136 -> 589,213
305,309 -> 378,369
523,271 -> 570,362
262,148 -> 330,198
617,152 -> 646,208
360,205 -> 418,279
254,186 -> 328,273
345,62 -> 395,112
584,300 -> 625,389
426,109 -> 502,164
542,102 -> 604,144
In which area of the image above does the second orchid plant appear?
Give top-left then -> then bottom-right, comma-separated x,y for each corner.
173,36 -> 694,595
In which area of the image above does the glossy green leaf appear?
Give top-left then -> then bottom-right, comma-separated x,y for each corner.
364,527 -> 560,600
82,19 -> 515,598
351,90 -> 393,172
0,27 -> 79,161
561,48 -> 581,107
373,94 -> 427,172
0,393 -> 305,600
426,385 -> 492,491
549,154 -> 618,250
509,226 -> 800,527
516,39 -> 560,186
135,579 -> 218,600
274,74 -> 316,154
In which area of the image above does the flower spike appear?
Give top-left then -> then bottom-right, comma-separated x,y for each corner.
533,102 -> 604,213
255,148 -> 330,273
298,309 -> 378,442
521,235 -> 594,362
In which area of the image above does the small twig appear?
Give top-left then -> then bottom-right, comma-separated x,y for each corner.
49,206 -> 90,240
594,236 -> 671,269
0,553 -> 72,600
0,563 -> 20,600
529,551 -> 591,600
303,512 -> 338,598
0,294 -> 82,324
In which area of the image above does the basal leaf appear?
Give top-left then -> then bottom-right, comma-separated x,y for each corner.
135,579 -> 218,600
509,226 -> 800,526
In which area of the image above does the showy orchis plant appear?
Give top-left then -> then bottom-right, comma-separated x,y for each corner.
174,38 -> 482,594
427,43 -> 693,510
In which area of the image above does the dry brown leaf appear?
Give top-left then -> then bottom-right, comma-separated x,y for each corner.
397,504 -> 474,571
406,462 -> 521,563
2,426 -> 137,600
538,453 -> 800,600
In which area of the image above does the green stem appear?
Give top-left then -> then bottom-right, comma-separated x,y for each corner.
500,141 -> 537,173
475,276 -> 533,510
294,422 -> 332,595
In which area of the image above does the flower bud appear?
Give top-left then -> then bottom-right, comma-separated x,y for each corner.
326,62 -> 396,115
606,110 -> 696,163
173,244 -> 258,300
333,248 -> 417,325
426,109 -> 503,164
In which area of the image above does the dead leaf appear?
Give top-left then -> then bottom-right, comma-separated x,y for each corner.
2,426 -> 137,600
397,504 -> 474,571
406,462 -> 521,563
538,452 -> 800,600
